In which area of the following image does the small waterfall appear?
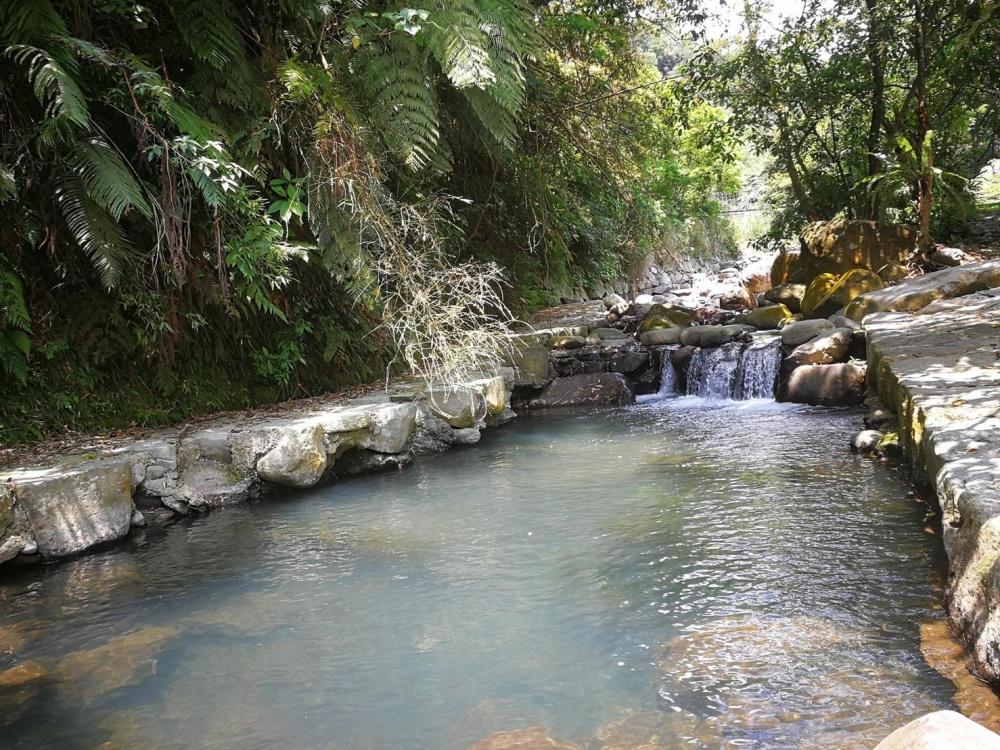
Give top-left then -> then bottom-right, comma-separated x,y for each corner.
686,342 -> 744,399
658,347 -> 679,396
735,339 -> 782,400
685,338 -> 782,400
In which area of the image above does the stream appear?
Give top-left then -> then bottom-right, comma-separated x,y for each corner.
0,396 -> 959,749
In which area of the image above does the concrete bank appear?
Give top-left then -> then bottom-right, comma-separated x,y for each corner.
861,261 -> 1000,683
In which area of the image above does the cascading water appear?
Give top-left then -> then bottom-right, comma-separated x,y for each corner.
657,346 -> 678,396
686,341 -> 745,399
683,337 -> 783,400
735,338 -> 782,400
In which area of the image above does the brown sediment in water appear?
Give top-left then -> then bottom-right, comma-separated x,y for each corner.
0,660 -> 48,726
590,708 -> 722,749
920,617 -> 1000,732
465,727 -> 580,750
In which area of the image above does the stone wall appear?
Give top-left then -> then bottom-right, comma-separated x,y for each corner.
861,266 -> 1000,684
0,373 -> 514,566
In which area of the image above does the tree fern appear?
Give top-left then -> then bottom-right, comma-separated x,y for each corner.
55,173 -> 132,288
171,0 -> 247,71
4,45 -> 89,128
0,0 -> 69,46
67,137 -> 152,221
426,2 -> 497,89
355,35 -> 444,171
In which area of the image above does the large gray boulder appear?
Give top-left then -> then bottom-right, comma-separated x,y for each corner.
874,711 -> 1000,749
780,363 -> 866,406
780,318 -> 834,348
0,485 -> 34,563
783,328 -> 852,367
679,324 -> 752,348
11,458 -> 135,558
532,373 -> 635,407
639,328 -> 682,346
256,422 -> 328,488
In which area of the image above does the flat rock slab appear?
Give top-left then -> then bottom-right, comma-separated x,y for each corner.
849,260 -> 1000,321
6,458 -> 134,558
865,290 -> 1000,683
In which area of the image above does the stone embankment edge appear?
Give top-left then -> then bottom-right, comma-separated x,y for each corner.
865,289 -> 1000,685
0,371 -> 516,567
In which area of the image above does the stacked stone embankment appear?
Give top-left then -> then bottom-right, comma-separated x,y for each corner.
1,373 -> 514,566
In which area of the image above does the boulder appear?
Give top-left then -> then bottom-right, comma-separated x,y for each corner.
850,430 -> 883,454
645,303 -> 692,327
589,327 -> 628,340
780,319 -> 835,348
639,328 -> 682,346
637,315 -> 678,335
506,341 -> 551,389
549,335 -> 587,350
828,314 -> 861,331
802,268 -> 883,318
531,373 -> 635,408
874,711 -> 1000,749
425,385 -> 487,428
770,247 -> 801,286
679,324 -> 752,348
780,362 -> 866,406
764,283 -> 806,313
846,260 -> 1000,321
878,261 -> 910,283
719,287 -> 755,311
799,219 -> 916,281
602,292 -> 626,309
744,303 -> 792,329
256,422 -> 328,488
0,486 -> 33,563
11,458 -> 135,559
783,328 -> 852,367
929,246 -> 966,267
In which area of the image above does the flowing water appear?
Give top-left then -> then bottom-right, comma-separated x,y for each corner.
686,339 -> 783,401
0,398 -> 961,749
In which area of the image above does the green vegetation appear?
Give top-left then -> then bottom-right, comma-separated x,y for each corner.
703,0 -> 1000,247
0,0 -> 736,442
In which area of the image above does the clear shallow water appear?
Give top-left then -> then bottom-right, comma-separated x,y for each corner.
0,398 -> 959,749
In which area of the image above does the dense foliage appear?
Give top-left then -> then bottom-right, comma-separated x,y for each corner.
700,0 -> 1000,247
0,0 -> 737,442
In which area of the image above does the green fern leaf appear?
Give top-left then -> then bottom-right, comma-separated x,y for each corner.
5,44 -> 90,127
68,137 -> 152,221
55,173 -> 132,288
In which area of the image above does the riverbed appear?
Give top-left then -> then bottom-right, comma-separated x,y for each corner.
0,397 -> 959,748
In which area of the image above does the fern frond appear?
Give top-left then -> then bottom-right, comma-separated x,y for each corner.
68,137 -> 152,221
0,0 -> 68,45
464,86 -> 518,151
55,173 -> 132,288
5,44 -> 89,128
355,36 -> 442,170
171,0 -> 246,70
426,4 -> 496,89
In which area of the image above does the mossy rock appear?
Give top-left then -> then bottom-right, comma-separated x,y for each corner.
638,315 -> 679,335
771,248 -> 801,286
800,273 -> 838,318
876,431 -> 903,458
878,261 -> 909,283
802,269 -> 883,318
646,303 -> 692,327
744,303 -> 792,329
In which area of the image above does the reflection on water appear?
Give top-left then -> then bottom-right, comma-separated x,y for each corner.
0,398 -> 978,748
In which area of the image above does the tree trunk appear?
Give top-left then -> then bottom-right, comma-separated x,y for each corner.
913,0 -> 934,255
863,0 -> 887,219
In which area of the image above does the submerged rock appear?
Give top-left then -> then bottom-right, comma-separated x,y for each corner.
55,625 -> 179,705
850,430 -> 883,454
920,618 -> 1000,733
466,727 -> 579,750
0,660 -> 48,726
591,708 -> 722,749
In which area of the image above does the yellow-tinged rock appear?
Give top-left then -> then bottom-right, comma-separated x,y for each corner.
800,273 -> 839,317
637,315 -> 678,335
770,248 -> 801,286
744,303 -> 792,329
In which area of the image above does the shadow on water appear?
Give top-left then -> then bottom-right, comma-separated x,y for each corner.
0,397 -> 995,749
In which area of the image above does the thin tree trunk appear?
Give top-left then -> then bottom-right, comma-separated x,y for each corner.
864,0 -> 887,219
913,0 -> 933,254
